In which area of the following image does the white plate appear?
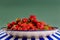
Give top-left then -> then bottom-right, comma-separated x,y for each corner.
2,28 -> 59,38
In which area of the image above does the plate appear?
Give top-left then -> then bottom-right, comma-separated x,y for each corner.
2,27 -> 58,38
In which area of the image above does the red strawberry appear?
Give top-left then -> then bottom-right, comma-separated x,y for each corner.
22,18 -> 28,23
32,19 -> 38,23
36,22 -> 41,28
40,21 -> 47,25
11,21 -> 16,25
31,26 -> 34,29
36,22 -> 44,30
11,25 -> 19,30
7,23 -> 12,29
31,28 -> 35,30
21,23 -> 27,27
18,27 -> 22,30
29,15 -> 36,20
11,25 -> 17,30
39,25 -> 44,30
18,22 -> 21,26
28,23 -> 34,28
34,27 -> 38,30
7,15 -> 54,31
29,15 -> 37,22
22,27 -> 27,30
30,26 -> 37,30
48,27 -> 53,30
15,25 -> 19,29
26,25 -> 30,30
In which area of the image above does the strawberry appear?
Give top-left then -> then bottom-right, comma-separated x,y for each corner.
11,25 -> 19,30
40,25 -> 44,29
18,27 -> 22,30
36,22 -> 44,30
11,21 -> 16,25
29,15 -> 37,22
22,27 -> 27,30
18,22 -> 21,26
34,27 -> 38,30
36,22 -> 41,28
26,25 -> 30,30
40,21 -> 47,25
31,28 -> 35,30
15,25 -> 19,29
11,25 -> 17,30
21,23 -> 27,28
39,24 -> 45,30
32,19 -> 38,23
29,15 -> 36,20
7,15 -> 54,31
28,23 -> 34,27
7,23 -> 12,29
22,18 -> 28,23
48,27 -> 53,30
30,26 -> 37,31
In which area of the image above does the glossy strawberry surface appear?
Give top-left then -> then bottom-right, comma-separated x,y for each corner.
7,15 -> 55,31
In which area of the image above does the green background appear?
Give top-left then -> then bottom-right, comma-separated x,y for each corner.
0,0 -> 60,29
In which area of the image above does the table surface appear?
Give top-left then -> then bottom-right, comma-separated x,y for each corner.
0,30 -> 60,40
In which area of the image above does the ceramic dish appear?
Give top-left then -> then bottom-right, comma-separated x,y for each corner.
2,27 -> 58,38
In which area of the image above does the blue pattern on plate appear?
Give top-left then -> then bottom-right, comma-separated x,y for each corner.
22,37 -> 27,40
39,37 -> 44,40
31,37 -> 35,40
55,33 -> 60,36
14,37 -> 18,40
5,35 -> 13,40
47,36 -> 53,40
0,30 -> 60,40
0,34 -> 7,39
52,34 -> 60,40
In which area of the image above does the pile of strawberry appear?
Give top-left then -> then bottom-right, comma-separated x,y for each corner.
7,15 -> 55,31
